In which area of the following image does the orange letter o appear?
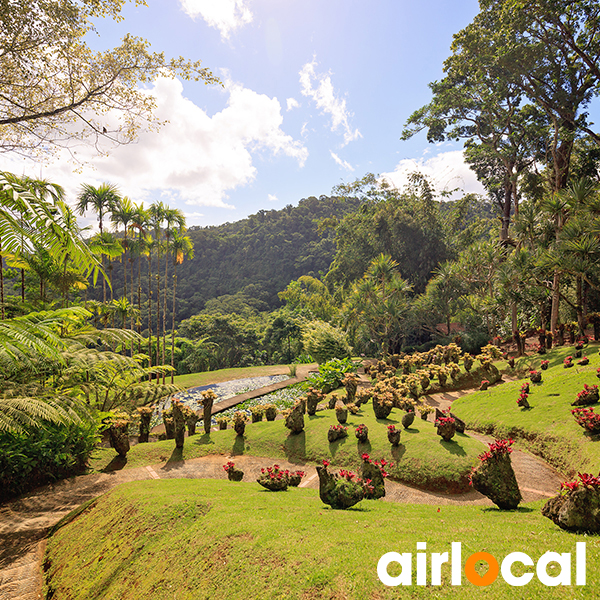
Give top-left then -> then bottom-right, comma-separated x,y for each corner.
464,552 -> 499,586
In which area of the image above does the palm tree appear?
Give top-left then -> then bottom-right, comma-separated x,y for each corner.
161,207 -> 186,381
540,178 -> 599,336
12,177 -> 65,304
110,196 -> 135,303
76,183 -> 121,302
169,230 -> 194,383
129,204 -> 150,351
148,202 -> 166,380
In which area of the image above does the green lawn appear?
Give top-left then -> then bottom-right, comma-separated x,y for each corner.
44,478 -> 600,600
90,404 -> 485,492
452,345 -> 600,476
173,364 -> 296,388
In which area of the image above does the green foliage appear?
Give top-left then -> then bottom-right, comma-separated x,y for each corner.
0,419 -> 99,501
452,345 -> 600,476
302,357 -> 358,393
278,275 -> 338,321
135,195 -> 360,321
343,253 -> 412,355
302,321 -> 351,365
178,312 -> 265,370
326,173 -> 451,293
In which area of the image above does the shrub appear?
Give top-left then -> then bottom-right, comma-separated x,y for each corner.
302,357 -> 358,393
302,321 -> 351,364
571,407 -> 600,433
572,384 -> 599,407
0,420 -> 99,502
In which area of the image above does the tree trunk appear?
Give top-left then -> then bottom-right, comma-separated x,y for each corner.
147,256 -> 152,369
137,257 -> 142,354
163,246 -> 169,384
155,250 -> 161,383
171,261 -> 177,384
576,275 -> 586,336
550,270 -> 561,338
511,301 -> 520,355
500,178 -> 512,243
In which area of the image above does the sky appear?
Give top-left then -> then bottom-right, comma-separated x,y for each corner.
5,0 -> 498,229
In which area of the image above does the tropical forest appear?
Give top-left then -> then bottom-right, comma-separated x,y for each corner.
3,1 -> 600,599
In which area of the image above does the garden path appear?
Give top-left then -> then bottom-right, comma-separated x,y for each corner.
0,374 -> 563,600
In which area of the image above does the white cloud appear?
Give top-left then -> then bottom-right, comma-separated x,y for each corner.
299,59 -> 361,146
268,193 -> 278,202
330,151 -> 354,172
382,150 -> 486,198
286,97 -> 300,111
4,77 -> 308,222
179,0 -> 253,39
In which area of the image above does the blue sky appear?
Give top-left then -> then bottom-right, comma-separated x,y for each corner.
7,0 -> 501,228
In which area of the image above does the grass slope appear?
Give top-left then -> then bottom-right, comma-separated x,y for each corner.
44,479 -> 599,600
90,405 -> 485,492
452,345 -> 600,477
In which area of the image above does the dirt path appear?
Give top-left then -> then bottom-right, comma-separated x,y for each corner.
0,374 -> 564,600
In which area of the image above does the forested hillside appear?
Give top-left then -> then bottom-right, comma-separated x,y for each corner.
87,195 -> 360,323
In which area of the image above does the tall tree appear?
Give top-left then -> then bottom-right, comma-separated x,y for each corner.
110,196 -> 135,304
0,0 -> 220,157
169,230 -> 194,383
148,202 -> 166,380
161,207 -> 186,381
343,254 -> 412,355
76,183 -> 121,303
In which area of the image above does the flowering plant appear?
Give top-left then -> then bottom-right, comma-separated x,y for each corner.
387,424 -> 397,432
360,453 -> 393,478
560,471 -> 600,493
222,461 -> 236,474
434,415 -> 455,427
257,464 -> 290,491
540,359 -> 549,369
517,392 -> 529,408
574,384 -> 599,406
571,407 -> 600,432
520,382 -> 530,394
477,438 -> 514,462
578,356 -> 590,366
564,356 -> 574,368
529,369 -> 542,382
223,460 -> 244,481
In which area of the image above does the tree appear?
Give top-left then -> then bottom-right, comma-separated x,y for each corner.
454,1 -> 600,191
169,230 -> 194,383
111,196 -> 135,303
148,202 -> 166,380
0,0 -> 220,157
343,254 -> 412,355
402,57 -> 544,241
162,207 -> 186,380
76,183 -> 121,302
326,174 -> 449,293
278,275 -> 337,321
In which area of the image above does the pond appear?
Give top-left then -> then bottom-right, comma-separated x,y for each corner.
154,374 -> 290,426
